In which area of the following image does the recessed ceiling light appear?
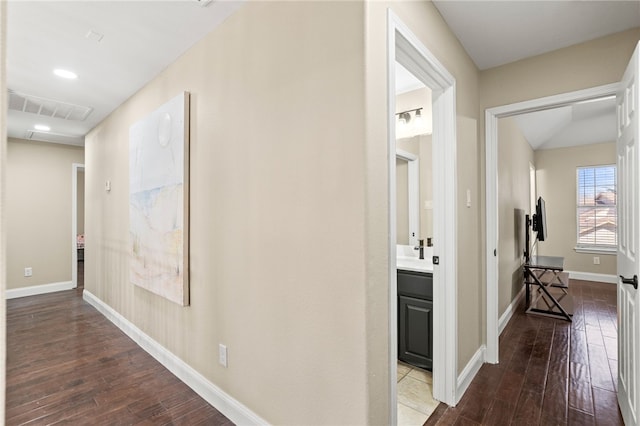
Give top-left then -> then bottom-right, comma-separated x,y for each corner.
85,30 -> 104,42
34,124 -> 50,131
53,69 -> 78,79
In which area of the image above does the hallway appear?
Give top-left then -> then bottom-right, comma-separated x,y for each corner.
5,280 -> 624,425
5,290 -> 233,425
427,280 -> 623,425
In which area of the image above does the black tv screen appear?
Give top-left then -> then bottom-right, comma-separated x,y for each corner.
533,196 -> 547,242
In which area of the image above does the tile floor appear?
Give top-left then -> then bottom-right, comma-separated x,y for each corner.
397,361 -> 439,425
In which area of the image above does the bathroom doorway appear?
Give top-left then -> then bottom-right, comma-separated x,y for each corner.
394,64 -> 438,423
387,10 -> 458,424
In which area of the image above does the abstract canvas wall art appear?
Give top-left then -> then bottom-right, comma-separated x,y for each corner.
129,92 -> 189,306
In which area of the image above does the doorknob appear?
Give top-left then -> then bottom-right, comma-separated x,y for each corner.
620,274 -> 638,290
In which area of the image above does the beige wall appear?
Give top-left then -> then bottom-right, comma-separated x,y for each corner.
1,0 -> 7,417
481,29 -> 640,109
85,2 -> 369,424
497,118 -> 534,315
364,2 -> 481,406
535,142 -> 617,274
7,138 -> 84,289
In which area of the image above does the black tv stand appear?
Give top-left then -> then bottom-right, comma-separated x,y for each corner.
524,255 -> 573,322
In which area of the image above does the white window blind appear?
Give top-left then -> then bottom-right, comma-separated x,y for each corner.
577,165 -> 617,248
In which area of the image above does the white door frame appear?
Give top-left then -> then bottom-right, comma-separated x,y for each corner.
71,163 -> 85,288
387,10 -> 458,417
484,83 -> 619,363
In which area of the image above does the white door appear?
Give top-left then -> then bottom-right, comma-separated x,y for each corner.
618,41 -> 640,426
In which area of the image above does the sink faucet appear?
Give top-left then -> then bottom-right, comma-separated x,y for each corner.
414,239 -> 424,260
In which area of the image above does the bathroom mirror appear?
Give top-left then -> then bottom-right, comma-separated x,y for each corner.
396,148 -> 419,247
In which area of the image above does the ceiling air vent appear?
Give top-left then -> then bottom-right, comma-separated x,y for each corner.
8,90 -> 93,121
25,130 -> 84,146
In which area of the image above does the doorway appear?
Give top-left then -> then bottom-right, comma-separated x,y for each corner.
387,10 -> 458,423
484,83 -> 619,363
71,163 -> 85,289
394,72 -> 437,423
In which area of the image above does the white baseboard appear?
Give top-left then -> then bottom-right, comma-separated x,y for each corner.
82,290 -> 268,425
6,281 -> 74,299
498,286 -> 526,336
567,271 -> 617,284
456,345 -> 485,404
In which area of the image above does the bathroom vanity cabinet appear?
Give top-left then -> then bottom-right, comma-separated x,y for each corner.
398,270 -> 433,370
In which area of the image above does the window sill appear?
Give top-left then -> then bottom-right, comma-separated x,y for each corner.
574,246 -> 617,255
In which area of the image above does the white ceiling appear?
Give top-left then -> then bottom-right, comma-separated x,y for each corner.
431,0 -> 638,150
514,96 -> 617,150
6,0 -> 243,145
432,0 -> 640,71
396,62 -> 426,95
6,1 -> 639,149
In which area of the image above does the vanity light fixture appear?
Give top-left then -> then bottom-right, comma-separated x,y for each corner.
396,108 -> 427,138
53,68 -> 78,80
398,111 -> 412,124
396,108 -> 423,124
397,111 -> 411,137
413,108 -> 425,128
34,124 -> 50,131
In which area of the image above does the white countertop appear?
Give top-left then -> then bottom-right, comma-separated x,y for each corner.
396,244 -> 434,273
396,256 -> 434,273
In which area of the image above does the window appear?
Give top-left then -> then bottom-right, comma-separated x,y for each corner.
577,165 -> 617,249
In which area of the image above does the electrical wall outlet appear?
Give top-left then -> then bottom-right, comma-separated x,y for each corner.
218,344 -> 228,368
593,256 -> 600,265
24,267 -> 32,277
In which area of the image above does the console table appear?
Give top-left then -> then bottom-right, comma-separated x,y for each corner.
524,255 -> 573,322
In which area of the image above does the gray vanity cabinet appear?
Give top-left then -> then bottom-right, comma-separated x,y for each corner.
398,270 -> 433,370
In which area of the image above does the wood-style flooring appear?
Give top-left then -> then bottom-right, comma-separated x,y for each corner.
6,288 -> 233,425
426,279 -> 623,425
5,272 -> 622,425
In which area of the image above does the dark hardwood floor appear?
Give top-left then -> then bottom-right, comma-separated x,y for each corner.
77,259 -> 84,289
6,289 -> 233,425
427,279 -> 622,425
5,273 -> 622,425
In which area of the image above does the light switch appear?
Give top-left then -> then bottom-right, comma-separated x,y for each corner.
466,189 -> 471,208
105,180 -> 111,192
219,344 -> 228,367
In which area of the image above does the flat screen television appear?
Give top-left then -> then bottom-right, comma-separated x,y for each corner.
532,196 -> 547,242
